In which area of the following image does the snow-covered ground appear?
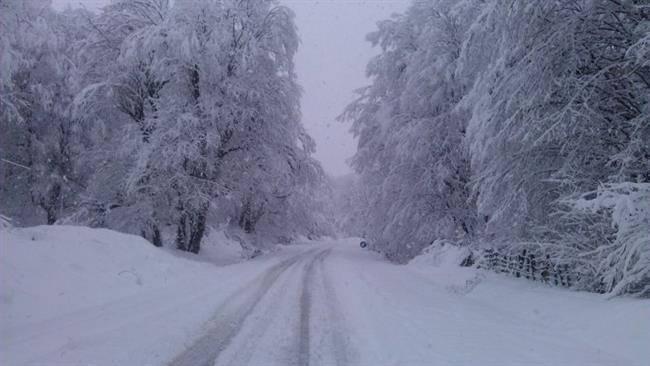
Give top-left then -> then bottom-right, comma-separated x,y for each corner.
1,226 -> 648,366
0,225 -> 304,365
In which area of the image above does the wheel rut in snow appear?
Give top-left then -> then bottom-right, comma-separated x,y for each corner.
168,249 -> 317,366
313,249 -> 358,366
298,248 -> 332,366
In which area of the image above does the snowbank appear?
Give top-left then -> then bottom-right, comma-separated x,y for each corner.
200,229 -> 246,264
0,225 -> 296,366
408,240 -> 484,294
164,227 -> 246,266
408,241 -> 650,363
1,226 -> 216,330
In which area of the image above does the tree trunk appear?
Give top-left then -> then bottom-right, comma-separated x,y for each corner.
176,203 -> 208,254
46,208 -> 57,225
151,224 -> 163,247
188,208 -> 207,254
238,199 -> 258,234
42,184 -> 62,225
176,213 -> 187,251
141,218 -> 163,247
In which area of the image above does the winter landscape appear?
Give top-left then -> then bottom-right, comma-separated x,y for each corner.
1,0 -> 649,365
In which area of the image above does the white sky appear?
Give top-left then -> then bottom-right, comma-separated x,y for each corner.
52,0 -> 409,176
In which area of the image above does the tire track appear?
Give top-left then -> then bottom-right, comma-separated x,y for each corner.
213,248 -> 331,366
215,251 -> 313,366
298,249 -> 332,366
168,249 -> 317,366
313,249 -> 358,366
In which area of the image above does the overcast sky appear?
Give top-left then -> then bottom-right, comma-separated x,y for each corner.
52,0 -> 409,177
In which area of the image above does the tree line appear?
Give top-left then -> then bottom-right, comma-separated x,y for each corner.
339,0 -> 649,297
0,0 -> 333,253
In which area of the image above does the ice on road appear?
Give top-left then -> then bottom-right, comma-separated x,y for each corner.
2,228 -> 648,366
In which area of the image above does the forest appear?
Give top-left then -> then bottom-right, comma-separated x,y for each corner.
1,0 -> 334,254
336,0 -> 650,297
2,0 -> 649,299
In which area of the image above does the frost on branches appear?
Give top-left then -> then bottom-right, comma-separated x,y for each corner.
340,0 -> 649,296
1,0 -> 332,253
561,184 -> 650,297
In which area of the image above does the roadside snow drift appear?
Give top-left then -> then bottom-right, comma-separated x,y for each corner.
407,243 -> 650,365
1,228 -> 648,366
0,225 -> 304,366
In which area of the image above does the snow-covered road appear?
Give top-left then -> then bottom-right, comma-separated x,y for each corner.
169,248 -> 352,366
175,242 -> 644,366
2,228 -> 648,366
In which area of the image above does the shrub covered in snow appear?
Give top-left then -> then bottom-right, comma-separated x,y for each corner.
566,183 -> 650,297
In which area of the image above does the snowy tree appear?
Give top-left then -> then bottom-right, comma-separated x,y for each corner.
0,1 -> 89,225
462,0 -> 649,294
74,0 -> 327,252
340,0 -> 482,261
1,0 -> 329,253
344,0 -> 648,295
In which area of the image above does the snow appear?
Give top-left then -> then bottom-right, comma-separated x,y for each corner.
1,227 -> 648,366
166,228 -> 246,266
408,239 -> 481,294
407,242 -> 650,365
0,225 -> 310,365
322,239 -> 649,366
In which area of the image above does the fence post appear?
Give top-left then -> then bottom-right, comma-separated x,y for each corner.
564,264 -> 571,287
559,265 -> 567,287
507,254 -> 514,275
481,249 -> 572,288
541,255 -> 550,283
530,254 -> 536,281
517,250 -> 526,278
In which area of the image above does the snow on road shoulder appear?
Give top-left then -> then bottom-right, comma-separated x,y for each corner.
2,230 -> 648,366
164,227 -> 247,266
0,225 -> 305,366
407,242 -> 650,365
1,225 -> 215,328
408,240 -> 484,294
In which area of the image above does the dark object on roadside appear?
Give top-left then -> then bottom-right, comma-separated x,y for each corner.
360,241 -> 368,249
250,248 -> 263,259
460,252 -> 475,267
